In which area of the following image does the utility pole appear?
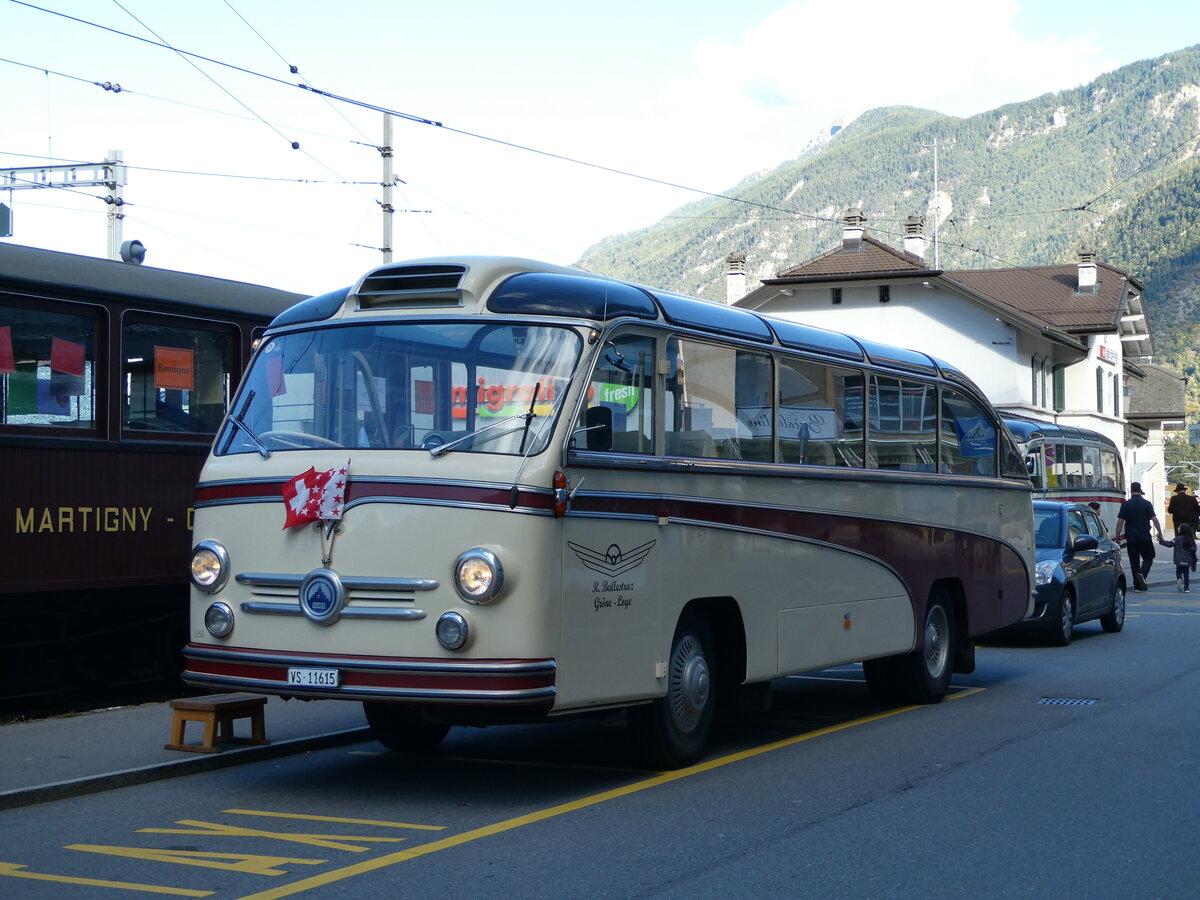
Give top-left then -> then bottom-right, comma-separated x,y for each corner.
929,138 -> 940,269
0,150 -> 127,258
381,114 -> 393,264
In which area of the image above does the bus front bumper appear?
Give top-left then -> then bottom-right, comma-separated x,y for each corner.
182,644 -> 557,706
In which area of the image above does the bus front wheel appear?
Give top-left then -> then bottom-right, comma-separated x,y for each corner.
629,612 -> 717,768
863,597 -> 955,705
363,702 -> 451,752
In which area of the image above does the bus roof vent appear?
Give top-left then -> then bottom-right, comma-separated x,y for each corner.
355,264 -> 467,309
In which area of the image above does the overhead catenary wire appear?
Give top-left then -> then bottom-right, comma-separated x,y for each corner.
7,0 -> 1196,282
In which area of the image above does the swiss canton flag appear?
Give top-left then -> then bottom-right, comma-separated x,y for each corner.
282,460 -> 351,529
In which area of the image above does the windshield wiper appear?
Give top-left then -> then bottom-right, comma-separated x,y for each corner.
225,390 -> 272,458
428,409 -> 536,458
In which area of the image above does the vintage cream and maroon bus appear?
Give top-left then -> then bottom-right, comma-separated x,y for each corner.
185,256 -> 1035,767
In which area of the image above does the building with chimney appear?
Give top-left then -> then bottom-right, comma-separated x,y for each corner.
733,210 -> 1185,512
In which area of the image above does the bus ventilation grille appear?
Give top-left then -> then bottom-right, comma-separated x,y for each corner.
1037,697 -> 1098,706
357,264 -> 466,308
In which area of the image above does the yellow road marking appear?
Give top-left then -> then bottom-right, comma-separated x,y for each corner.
0,861 -> 213,896
235,702 -> 927,900
138,820 -> 403,852
223,809 -> 444,831
67,845 -> 324,876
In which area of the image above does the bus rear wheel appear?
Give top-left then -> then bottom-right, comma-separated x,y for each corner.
629,612 -> 716,769
864,596 -> 955,705
363,702 -> 451,752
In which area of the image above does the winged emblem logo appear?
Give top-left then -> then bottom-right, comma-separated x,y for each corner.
568,540 -> 656,577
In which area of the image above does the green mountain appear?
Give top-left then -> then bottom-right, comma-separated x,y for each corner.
577,45 -> 1200,413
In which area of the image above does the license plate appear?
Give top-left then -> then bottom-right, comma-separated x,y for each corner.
287,667 -> 340,687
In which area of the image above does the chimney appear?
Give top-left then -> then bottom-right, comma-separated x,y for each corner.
1078,249 -> 1098,292
903,215 -> 926,260
842,208 -> 865,251
725,252 -> 747,305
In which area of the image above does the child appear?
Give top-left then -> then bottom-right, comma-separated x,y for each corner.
1159,523 -> 1199,592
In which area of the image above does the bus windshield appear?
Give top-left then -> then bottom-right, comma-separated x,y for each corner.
217,321 -> 582,457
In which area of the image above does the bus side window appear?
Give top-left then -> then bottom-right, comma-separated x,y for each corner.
869,375 -> 937,472
582,333 -> 655,454
939,388 -> 998,477
778,358 -> 862,467
1,302 -> 100,431
665,338 -> 771,460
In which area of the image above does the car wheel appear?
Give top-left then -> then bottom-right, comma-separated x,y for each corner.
363,702 -> 451,752
864,595 -> 955,704
1100,583 -> 1126,633
629,612 -> 716,768
1048,589 -> 1074,646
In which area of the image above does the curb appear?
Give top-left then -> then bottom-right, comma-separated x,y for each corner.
0,726 -> 371,812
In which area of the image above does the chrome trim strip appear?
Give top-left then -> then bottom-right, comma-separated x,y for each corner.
239,601 -> 427,620
237,573 -> 439,592
183,673 -> 556,704
184,645 -> 557,676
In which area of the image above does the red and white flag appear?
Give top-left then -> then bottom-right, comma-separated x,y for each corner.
282,460 -> 350,529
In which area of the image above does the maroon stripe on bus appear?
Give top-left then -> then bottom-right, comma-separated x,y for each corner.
571,493 -> 1029,634
195,479 -> 554,511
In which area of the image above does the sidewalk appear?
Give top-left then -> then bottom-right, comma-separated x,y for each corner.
0,694 -> 371,811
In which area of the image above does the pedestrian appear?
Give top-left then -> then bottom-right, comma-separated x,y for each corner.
1159,523 -> 1198,593
1113,481 -> 1164,592
1166,483 -> 1200,535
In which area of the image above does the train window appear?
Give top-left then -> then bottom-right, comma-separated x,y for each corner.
121,316 -> 233,436
0,303 -> 100,430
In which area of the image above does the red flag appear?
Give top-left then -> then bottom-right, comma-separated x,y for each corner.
282,460 -> 351,529
0,326 -> 14,374
51,337 -> 85,376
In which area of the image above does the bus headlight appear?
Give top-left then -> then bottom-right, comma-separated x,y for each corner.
454,548 -> 504,604
436,611 -> 470,650
190,541 -> 229,593
204,602 -> 235,639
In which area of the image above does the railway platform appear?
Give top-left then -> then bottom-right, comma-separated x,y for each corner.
0,553 -> 1179,812
0,693 -> 370,811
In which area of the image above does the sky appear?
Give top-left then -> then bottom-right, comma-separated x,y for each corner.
3,0 -> 1199,296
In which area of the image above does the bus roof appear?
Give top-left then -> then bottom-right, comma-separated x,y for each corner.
1003,414 -> 1121,449
269,255 -> 983,388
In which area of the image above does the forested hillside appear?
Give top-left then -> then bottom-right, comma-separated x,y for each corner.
578,45 -> 1200,415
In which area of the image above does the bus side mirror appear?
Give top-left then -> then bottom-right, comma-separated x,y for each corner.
585,406 -> 613,451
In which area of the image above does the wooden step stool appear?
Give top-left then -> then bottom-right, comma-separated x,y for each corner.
165,693 -> 270,753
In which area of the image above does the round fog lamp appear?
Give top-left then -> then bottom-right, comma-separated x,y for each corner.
205,602 -> 235,639
190,541 -> 229,593
436,611 -> 469,650
454,548 -> 503,604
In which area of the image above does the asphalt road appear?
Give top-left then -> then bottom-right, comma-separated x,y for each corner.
1,589 -> 1198,899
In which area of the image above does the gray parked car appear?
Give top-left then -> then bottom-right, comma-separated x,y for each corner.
1004,500 -> 1126,645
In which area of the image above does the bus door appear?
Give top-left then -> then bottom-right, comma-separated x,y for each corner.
560,331 -> 663,708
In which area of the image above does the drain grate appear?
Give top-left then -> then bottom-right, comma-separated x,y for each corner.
1038,697 -> 1098,706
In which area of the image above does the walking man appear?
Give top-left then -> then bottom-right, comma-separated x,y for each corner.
1114,481 -> 1164,591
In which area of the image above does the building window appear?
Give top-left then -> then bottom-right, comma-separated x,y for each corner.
878,285 -> 890,303
1030,356 -> 1039,407
1095,367 -> 1104,414
1053,365 -> 1065,412
1112,373 -> 1120,417
831,287 -> 842,305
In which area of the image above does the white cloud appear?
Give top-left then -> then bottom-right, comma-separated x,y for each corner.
648,0 -> 1118,182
